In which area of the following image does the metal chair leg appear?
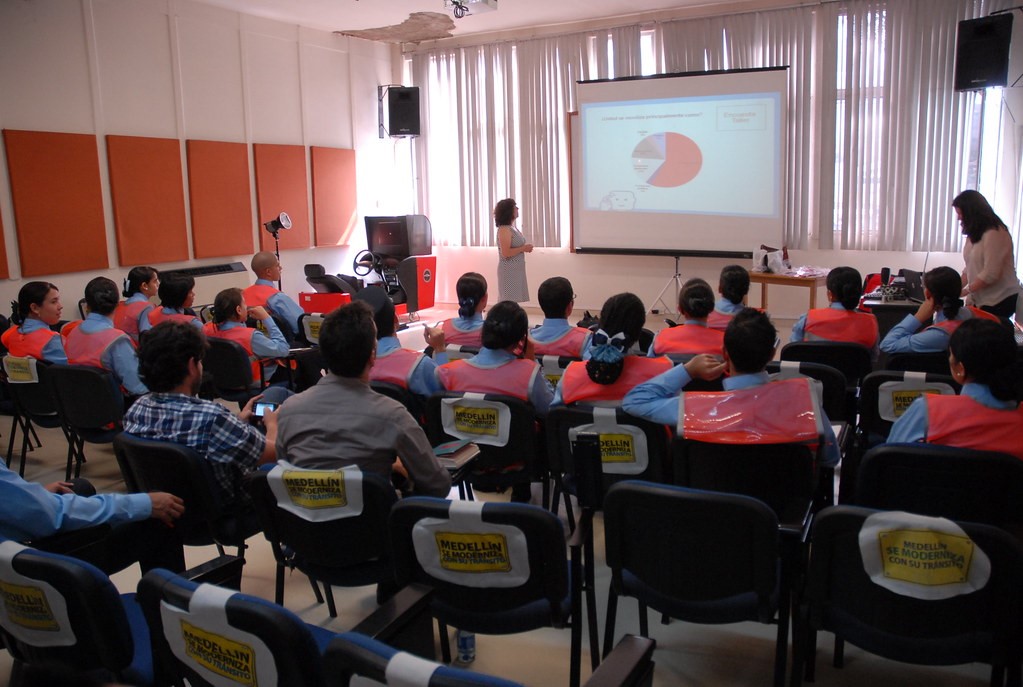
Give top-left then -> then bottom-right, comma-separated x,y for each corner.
438,620 -> 452,664
324,584 -> 337,618
602,586 -> 619,659
309,576 -> 324,604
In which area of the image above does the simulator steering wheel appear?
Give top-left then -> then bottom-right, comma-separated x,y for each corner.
353,250 -> 379,277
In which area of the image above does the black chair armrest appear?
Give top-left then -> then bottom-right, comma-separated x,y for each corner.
585,635 -> 656,687
352,583 -> 435,659
182,554 -> 245,589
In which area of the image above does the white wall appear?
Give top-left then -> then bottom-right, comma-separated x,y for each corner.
0,0 -> 405,314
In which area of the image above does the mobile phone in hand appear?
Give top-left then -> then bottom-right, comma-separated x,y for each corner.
253,401 -> 278,417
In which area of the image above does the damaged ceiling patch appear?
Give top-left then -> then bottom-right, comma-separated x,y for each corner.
336,11 -> 455,43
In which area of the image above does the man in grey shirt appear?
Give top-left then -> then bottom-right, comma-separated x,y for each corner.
275,300 -> 452,497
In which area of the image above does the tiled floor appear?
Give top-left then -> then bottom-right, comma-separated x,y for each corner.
0,306 -> 992,686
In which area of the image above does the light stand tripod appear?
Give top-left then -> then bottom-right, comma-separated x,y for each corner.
651,255 -> 684,315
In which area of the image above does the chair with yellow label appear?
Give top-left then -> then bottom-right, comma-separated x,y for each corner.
0,538 -> 154,686
538,354 -> 581,389
840,370 -> 958,503
243,465 -> 398,618
791,506 -> 1023,686
425,392 -> 544,504
1,356 -> 65,477
388,497 -> 591,687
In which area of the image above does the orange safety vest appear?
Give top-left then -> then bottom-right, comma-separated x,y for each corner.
437,358 -> 539,401
441,319 -> 484,348
243,284 -> 279,310
925,395 -> 1023,460
926,307 -> 1001,336
803,308 -> 879,348
371,347 -> 425,389
529,327 -> 591,358
652,323 -> 725,357
561,356 -> 673,405
679,377 -> 822,445
62,322 -> 133,370
202,322 -> 261,381
706,309 -> 735,332
114,300 -> 151,343
1,325 -> 57,360
148,308 -> 198,328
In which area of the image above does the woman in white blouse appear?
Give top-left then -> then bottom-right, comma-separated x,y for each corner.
953,190 -> 1020,319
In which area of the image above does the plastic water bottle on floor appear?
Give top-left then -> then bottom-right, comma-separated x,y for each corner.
455,629 -> 476,663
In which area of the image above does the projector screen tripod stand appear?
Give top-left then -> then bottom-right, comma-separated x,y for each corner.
651,255 -> 684,315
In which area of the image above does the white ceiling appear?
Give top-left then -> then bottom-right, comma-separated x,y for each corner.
196,0 -> 743,40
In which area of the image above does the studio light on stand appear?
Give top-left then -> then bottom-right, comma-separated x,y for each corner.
262,211 -> 291,290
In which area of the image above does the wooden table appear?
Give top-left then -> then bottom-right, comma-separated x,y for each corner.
748,271 -> 828,311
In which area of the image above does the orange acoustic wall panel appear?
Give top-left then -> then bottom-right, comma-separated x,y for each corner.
0,208 -> 9,279
253,143 -> 310,252
186,140 -> 254,259
310,146 -> 358,247
3,130 -> 108,277
107,135 -> 189,266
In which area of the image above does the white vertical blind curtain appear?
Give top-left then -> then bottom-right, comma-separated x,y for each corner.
818,0 -> 1012,251
655,8 -> 815,248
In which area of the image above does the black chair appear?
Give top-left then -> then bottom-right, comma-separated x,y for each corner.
389,497 -> 591,687
324,632 -> 657,687
0,539 -> 154,686
781,341 -> 873,422
766,360 -> 849,423
603,481 -> 788,687
371,380 -> 424,424
840,371 -> 958,503
305,263 -> 359,294
203,336 -> 266,408
1,356 -> 64,477
855,443 -> 1023,537
885,350 -> 952,375
46,364 -> 124,480
792,505 -> 1023,686
138,567 -> 336,687
538,354 -> 581,389
425,392 -> 543,500
665,354 -> 725,391
113,433 -> 260,561
298,311 -> 325,345
244,467 -> 398,617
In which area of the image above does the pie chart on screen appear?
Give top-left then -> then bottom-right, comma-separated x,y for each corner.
632,132 -> 703,187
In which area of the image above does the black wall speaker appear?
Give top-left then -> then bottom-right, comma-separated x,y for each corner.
388,86 -> 421,136
954,14 -> 1014,91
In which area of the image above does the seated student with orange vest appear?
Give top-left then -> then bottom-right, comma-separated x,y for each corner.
528,276 -> 592,358
434,300 -> 554,417
115,265 -> 158,344
61,277 -> 148,396
790,265 -> 879,360
202,287 -> 290,386
552,292 -> 672,407
887,318 -> 1023,458
880,265 -> 1000,355
361,286 -> 441,400
2,281 -> 68,364
142,274 -> 202,332
707,264 -> 750,331
623,308 -> 841,468
243,251 -> 305,340
649,278 -> 725,357
424,272 -> 488,353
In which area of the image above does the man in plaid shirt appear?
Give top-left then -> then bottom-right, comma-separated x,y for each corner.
124,321 -> 289,508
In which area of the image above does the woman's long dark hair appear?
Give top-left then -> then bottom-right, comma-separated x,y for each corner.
924,266 -> 964,321
456,272 -> 487,319
586,292 -> 646,385
952,190 -> 1007,244
11,281 -> 57,325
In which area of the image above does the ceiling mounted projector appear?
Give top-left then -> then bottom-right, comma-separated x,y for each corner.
445,0 -> 497,19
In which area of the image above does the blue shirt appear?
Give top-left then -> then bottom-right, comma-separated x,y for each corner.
125,292 -> 154,331
715,297 -> 745,315
77,313 -> 148,396
17,318 -> 67,364
887,382 -> 1015,445
377,336 -> 441,398
124,392 -> 267,507
437,347 -> 555,418
879,309 -> 974,355
256,279 -> 306,339
0,461 -> 151,541
622,365 -> 840,467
